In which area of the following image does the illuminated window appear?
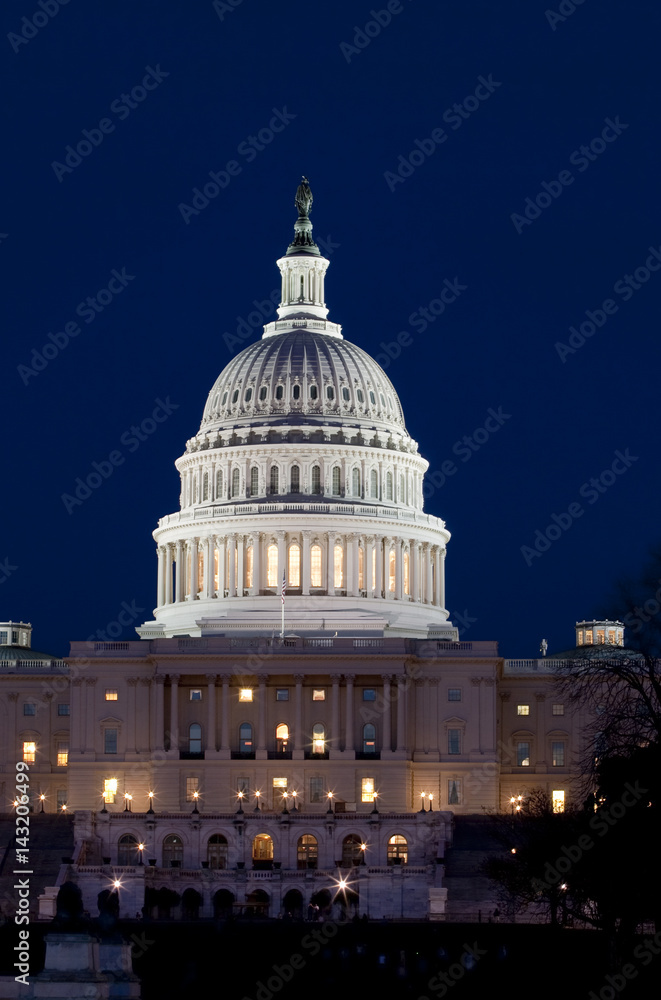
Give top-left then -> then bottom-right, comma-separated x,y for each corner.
370,469 -> 378,498
552,790 -> 565,813
104,729 -> 118,754
552,742 -> 565,767
585,629 -> 593,644
387,835 -> 408,865
245,545 -> 253,588
352,468 -> 360,495
448,779 -> 461,805
253,833 -> 273,860
276,689 -> 289,701
267,544 -> 278,587
291,465 -> 300,492
372,547 -> 376,591
358,545 -> 364,590
596,629 -> 605,644
403,550 -> 410,595
57,742 -> 68,767
309,777 -> 324,803
239,689 -> 253,702
276,723 -> 289,752
577,631 -> 584,645
311,466 -> 321,494
23,704 -> 35,716
332,467 -> 341,494
297,834 -> 318,869
310,544 -> 322,587
517,705 -> 530,716
312,689 -> 325,701
361,778 -> 375,803
104,778 -> 118,804
239,723 -> 253,751
272,776 -> 287,807
186,776 -> 200,801
312,723 -> 325,753
362,724 -> 376,753
213,545 -> 220,592
552,703 -> 564,716
334,543 -> 344,588
58,704 -> 70,716
289,544 -> 301,587
388,549 -> 396,592
189,724 -> 202,754
250,467 -> 258,496
448,689 -> 461,702
270,465 -> 279,494
197,549 -> 204,592
517,742 -> 530,766
448,729 -> 461,755
22,741 -> 36,764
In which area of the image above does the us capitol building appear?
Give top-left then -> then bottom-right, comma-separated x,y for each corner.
0,180 -> 617,922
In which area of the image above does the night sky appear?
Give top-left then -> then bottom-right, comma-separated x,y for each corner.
4,0 -> 660,659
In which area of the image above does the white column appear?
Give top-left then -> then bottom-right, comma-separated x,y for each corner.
237,534 -> 245,596
277,531 -> 286,589
434,547 -> 442,606
381,674 -> 392,753
396,676 -> 407,752
169,674 -> 180,753
425,544 -> 433,605
375,537 -> 383,598
127,678 -> 137,753
207,678 -> 217,753
157,547 -> 165,607
302,531 -> 311,595
395,538 -> 403,600
411,542 -> 420,604
184,541 -> 193,600
217,537 -> 227,596
220,675 -> 230,752
351,534 -> 360,596
344,674 -> 354,753
85,679 -> 96,753
227,535 -> 236,597
439,548 -> 446,609
327,532 -> 334,592
251,533 -> 261,595
366,536 -> 375,596
175,540 -> 185,603
331,676 -> 340,751
204,536 -> 214,599
165,544 -> 173,605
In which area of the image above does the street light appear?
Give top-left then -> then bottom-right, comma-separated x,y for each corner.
360,842 -> 367,865
371,792 -> 379,815
428,794 -> 433,812
124,793 -> 132,812
254,790 -> 261,812
291,790 -> 298,812
39,794 -> 45,813
192,791 -> 199,814
137,843 -> 145,865
420,792 -> 427,813
236,790 -> 245,814
147,791 -> 155,814
281,791 -> 289,815
327,791 -> 334,815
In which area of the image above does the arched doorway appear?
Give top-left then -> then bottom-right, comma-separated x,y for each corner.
283,888 -> 303,920
252,833 -> 273,869
181,887 -> 202,920
341,834 -> 363,867
297,834 -> 318,870
155,887 -> 180,920
117,834 -> 139,866
213,889 -> 235,920
245,888 -> 269,918
162,834 -> 184,868
387,834 -> 408,865
207,834 -> 228,870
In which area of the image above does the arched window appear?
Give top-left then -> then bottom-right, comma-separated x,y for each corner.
118,834 -> 139,866
312,723 -> 325,754
193,477 -> 198,504
341,386 -> 350,402
389,549 -> 396,592
311,466 -> 321,494
162,835 -> 183,867
207,835 -> 228,870
386,472 -> 393,500
252,834 -> 273,861
358,545 -> 364,591
362,723 -> 376,753
352,468 -> 360,496
400,474 -> 405,502
239,723 -> 253,753
369,390 -> 376,405
290,465 -> 300,492
232,389 -> 239,404
216,469 -> 223,499
259,385 -> 268,401
332,467 -> 341,494
276,723 -> 289,753
297,835 -> 318,870
270,466 -> 279,494
231,468 -> 240,497
267,544 -> 278,587
202,472 -> 209,501
326,385 -> 335,401
250,467 -> 259,496
334,543 -> 344,589
387,835 -> 408,866
403,550 -> 410,596
341,834 -> 363,867
310,544 -> 322,588
288,544 -> 301,588
245,545 -> 253,588
275,384 -> 284,400
244,387 -> 252,403
309,384 -> 318,400
370,470 -> 378,498
189,723 -> 202,754
292,384 -> 301,400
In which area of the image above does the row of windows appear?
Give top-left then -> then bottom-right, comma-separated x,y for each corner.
188,466 -> 417,504
516,704 -> 564,716
22,740 -> 68,766
190,686 -> 463,703
22,703 -> 69,716
217,384 -> 392,410
516,741 -> 566,767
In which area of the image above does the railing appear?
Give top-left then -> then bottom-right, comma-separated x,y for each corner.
436,641 -> 473,651
353,638 -> 384,647
503,659 -> 564,673
94,642 -> 130,651
0,659 -> 67,669
159,501 -> 445,530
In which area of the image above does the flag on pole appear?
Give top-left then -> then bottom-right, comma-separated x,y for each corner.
281,570 -> 286,603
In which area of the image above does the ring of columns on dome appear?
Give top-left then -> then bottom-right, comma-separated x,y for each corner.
155,533 -> 446,610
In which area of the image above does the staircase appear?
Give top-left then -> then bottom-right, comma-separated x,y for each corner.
0,812 -> 75,920
442,815 -> 504,921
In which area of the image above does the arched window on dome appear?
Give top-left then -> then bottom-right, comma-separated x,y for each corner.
270,466 -> 279,495
232,389 -> 239,404
369,390 -> 376,405
386,472 -> 393,500
250,467 -> 259,497
259,386 -> 268,401
202,472 -> 209,501
357,388 -> 364,403
288,544 -> 301,588
326,385 -> 335,401
332,467 -> 341,495
216,469 -> 223,500
245,545 -> 253,589
266,544 -> 278,588
389,549 -> 396,593
221,391 -> 228,406
358,545 -> 364,591
309,385 -> 318,400
292,384 -> 301,400
275,385 -> 284,401
334,543 -> 344,589
310,544 -> 322,588
342,387 -> 350,401
370,470 -> 378,499
311,466 -> 321,495
232,469 -> 240,497
291,465 -> 300,493
193,477 -> 198,504
379,392 -> 386,407
403,550 -> 410,596
352,468 -> 360,496
244,387 -> 252,403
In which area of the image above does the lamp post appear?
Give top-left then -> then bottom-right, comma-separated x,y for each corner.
281,791 -> 289,815
39,794 -> 45,814
326,791 -> 334,815
192,791 -> 199,814
124,793 -> 132,813
137,843 -> 145,865
428,794 -> 433,812
254,790 -> 261,812
371,792 -> 379,815
147,791 -> 154,815
360,842 -> 367,865
420,792 -> 426,813
236,790 -> 245,814
291,790 -> 298,812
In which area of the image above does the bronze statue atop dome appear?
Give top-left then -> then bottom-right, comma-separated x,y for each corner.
295,176 -> 313,218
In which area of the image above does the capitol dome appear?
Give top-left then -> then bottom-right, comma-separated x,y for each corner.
138,179 -> 454,640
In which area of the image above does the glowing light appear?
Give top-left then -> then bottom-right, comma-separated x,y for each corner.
61,804 -> 67,811
113,880 -> 121,888
360,843 -> 367,851
510,848 -> 516,854
138,844 -> 145,851
148,791 -> 154,799
338,879 -> 347,889
237,790 -> 244,800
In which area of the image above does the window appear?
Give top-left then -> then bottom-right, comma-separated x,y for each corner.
332,467 -> 341,494
232,468 -> 240,497
370,469 -> 378,497
104,729 -> 118,754
163,835 -> 183,867
58,703 -> 70,716
23,704 -> 35,716
118,834 -> 139,866
448,729 -> 461,755
103,778 -> 118,804
361,778 -> 375,803
22,741 -> 36,764
356,388 -> 364,403
387,835 -> 408,865
363,689 -> 376,701
552,790 -> 565,814
386,472 -> 393,500
448,779 -> 461,805
362,724 -> 376,753
239,723 -> 253,752
231,389 -> 239,404
333,543 -> 344,588
341,387 -> 350,401
352,468 -> 360,495
310,544 -> 322,587
208,834 -> 228,870
270,465 -> 279,494
216,469 -> 223,498
57,741 -> 68,767
552,703 -> 564,716
221,391 -> 228,406
203,472 -> 209,500
517,705 -> 530,716
292,384 -> 301,400
342,834 -> 363,866
250,467 -> 258,496
326,385 -> 335,401
272,776 -> 287,807
289,543 -> 301,588
246,544 -> 253,588
56,789 -> 67,811
189,723 -> 202,754
358,545 -> 364,590
388,549 -> 396,592
369,390 -> 376,405
190,689 -> 202,701
245,387 -> 252,403
276,689 -> 289,701
309,777 -> 324,803
259,385 -> 268,401
239,688 -> 253,702
312,723 -> 325,754
266,544 -> 278,587
403,550 -> 410,595
105,689 -> 118,701
275,384 -> 284,400
309,384 -> 318,400
311,466 -> 321,494
312,689 -> 325,701
552,742 -> 565,767
291,465 -> 300,492
253,833 -> 273,861
298,834 -> 318,869
517,742 -> 531,767
448,689 -> 461,702
186,776 -> 200,801
276,723 -> 289,752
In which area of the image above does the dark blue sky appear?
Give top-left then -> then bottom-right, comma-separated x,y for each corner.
4,0 -> 660,658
